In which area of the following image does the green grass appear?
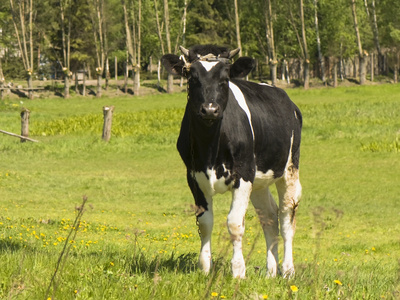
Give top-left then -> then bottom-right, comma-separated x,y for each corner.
0,84 -> 399,299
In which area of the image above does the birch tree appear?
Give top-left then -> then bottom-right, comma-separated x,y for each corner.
351,0 -> 367,84
60,0 -> 71,98
264,0 -> 278,85
364,0 -> 383,74
234,0 -> 242,57
164,0 -> 173,93
89,0 -> 107,97
314,0 -> 325,83
9,0 -> 35,99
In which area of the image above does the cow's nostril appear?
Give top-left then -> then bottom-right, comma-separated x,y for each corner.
200,103 -> 220,119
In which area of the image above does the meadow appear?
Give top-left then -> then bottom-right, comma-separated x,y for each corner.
0,83 -> 399,299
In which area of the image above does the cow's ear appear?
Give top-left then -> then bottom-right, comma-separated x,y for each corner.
161,54 -> 185,76
230,57 -> 255,78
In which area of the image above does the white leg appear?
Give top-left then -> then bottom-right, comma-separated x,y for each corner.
250,187 -> 280,277
197,198 -> 213,274
227,179 -> 252,278
276,167 -> 301,278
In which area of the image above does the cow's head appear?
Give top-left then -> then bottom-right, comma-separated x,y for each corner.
161,45 -> 255,125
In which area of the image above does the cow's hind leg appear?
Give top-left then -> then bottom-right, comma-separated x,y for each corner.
227,179 -> 252,278
250,187 -> 280,277
276,166 -> 301,278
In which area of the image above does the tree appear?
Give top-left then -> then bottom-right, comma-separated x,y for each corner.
351,0 -> 367,84
364,0 -> 383,75
9,0 -> 35,99
264,0 -> 278,85
234,0 -> 242,57
314,0 -> 326,83
164,0 -> 173,93
60,0 -> 72,98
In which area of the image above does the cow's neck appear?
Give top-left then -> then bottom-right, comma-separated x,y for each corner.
189,116 -> 222,169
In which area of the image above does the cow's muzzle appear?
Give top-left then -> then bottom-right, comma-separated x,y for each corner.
199,103 -> 221,120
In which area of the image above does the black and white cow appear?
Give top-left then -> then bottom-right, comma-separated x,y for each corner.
161,45 -> 302,278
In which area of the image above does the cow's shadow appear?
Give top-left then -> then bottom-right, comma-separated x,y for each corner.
128,252 -> 198,275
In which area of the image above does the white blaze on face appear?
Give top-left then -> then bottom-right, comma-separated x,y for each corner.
199,61 -> 219,72
228,81 -> 254,140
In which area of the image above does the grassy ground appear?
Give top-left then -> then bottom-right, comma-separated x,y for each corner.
0,84 -> 399,299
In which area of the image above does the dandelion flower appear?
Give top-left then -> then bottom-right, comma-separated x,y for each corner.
211,292 -> 218,297
290,285 -> 298,292
262,295 -> 269,299
334,280 -> 342,286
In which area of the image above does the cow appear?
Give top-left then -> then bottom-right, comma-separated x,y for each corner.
161,44 -> 302,278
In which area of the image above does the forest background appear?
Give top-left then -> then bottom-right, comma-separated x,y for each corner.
0,0 -> 400,99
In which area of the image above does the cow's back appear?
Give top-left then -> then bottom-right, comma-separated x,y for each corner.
229,80 -> 302,178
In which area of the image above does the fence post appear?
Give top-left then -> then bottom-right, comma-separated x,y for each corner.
102,106 -> 114,142
20,108 -> 30,143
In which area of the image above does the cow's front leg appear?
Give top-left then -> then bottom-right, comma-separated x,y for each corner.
188,171 -> 214,274
227,179 -> 252,278
197,198 -> 214,274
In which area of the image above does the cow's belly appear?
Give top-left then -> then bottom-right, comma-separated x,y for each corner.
252,169 -> 278,190
195,168 -> 232,196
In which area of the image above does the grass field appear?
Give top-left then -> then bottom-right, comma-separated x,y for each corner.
0,84 -> 399,299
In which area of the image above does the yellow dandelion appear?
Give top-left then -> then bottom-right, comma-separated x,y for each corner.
372,247 -> 376,251
290,285 -> 298,293
211,292 -> 218,297
110,262 -> 114,266
334,258 -> 338,262
334,280 -> 343,286
220,296 -> 226,299
262,295 -> 269,299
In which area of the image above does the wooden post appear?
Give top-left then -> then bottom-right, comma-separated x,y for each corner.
20,108 -> 30,143
102,106 -> 114,142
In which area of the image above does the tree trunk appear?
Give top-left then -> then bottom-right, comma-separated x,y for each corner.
0,58 -> 4,100
82,64 -> 86,96
105,59 -> 109,90
75,71 -> 79,94
300,0 -> 310,89
333,60 -> 338,88
370,53 -> 374,82
234,0 -> 242,57
97,75 -> 102,97
364,0 -> 384,75
265,0 -> 277,85
164,0 -> 173,93
115,56 -> 118,80
27,74 -> 33,99
351,0 -> 366,85
314,0 -> 325,83
394,52 -> 399,83
64,74 -> 70,98
154,0 -> 165,55
124,60 -> 128,93
134,0 -> 141,96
